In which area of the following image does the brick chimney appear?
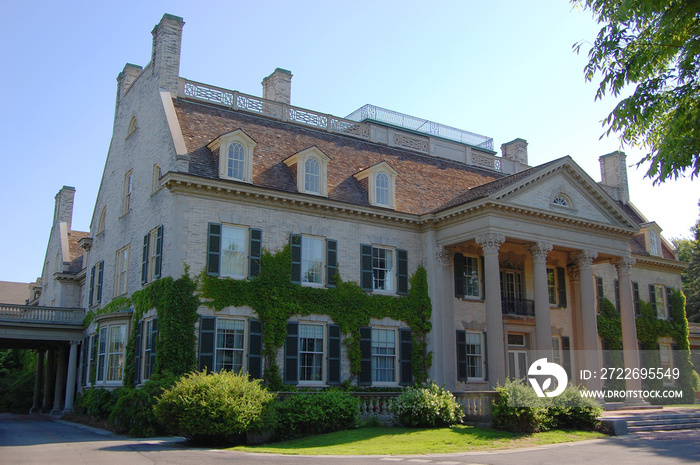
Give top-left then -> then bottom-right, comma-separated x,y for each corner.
262,68 -> 292,104
53,186 -> 75,230
599,151 -> 630,204
150,14 -> 185,96
501,138 -> 528,165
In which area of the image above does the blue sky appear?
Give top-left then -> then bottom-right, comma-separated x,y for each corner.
1,0 -> 697,283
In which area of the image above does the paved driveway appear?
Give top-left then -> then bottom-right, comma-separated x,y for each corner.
1,414 -> 699,465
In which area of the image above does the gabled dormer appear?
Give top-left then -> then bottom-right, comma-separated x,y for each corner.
640,221 -> 664,257
353,161 -> 398,209
208,129 -> 256,184
283,146 -> 330,197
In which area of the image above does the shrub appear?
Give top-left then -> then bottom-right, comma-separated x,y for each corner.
74,388 -> 117,420
154,370 -> 274,445
274,390 -> 359,439
109,374 -> 179,437
491,379 -> 551,433
391,382 -> 463,428
544,384 -> 602,430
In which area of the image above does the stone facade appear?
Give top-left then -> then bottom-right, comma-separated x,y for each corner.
30,14 -> 688,398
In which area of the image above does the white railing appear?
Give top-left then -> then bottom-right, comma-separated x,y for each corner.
180,79 -> 371,140
0,303 -> 84,325
276,390 -> 496,422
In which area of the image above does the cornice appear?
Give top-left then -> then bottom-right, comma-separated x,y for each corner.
632,255 -> 688,272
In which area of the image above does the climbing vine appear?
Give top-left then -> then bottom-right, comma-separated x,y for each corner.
199,245 -> 433,386
597,289 -> 699,402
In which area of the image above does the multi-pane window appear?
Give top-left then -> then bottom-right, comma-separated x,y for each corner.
299,324 -> 324,382
372,247 -> 394,292
649,230 -> 659,255
115,246 -> 129,296
304,158 -> 321,194
227,142 -> 245,180
215,319 -> 245,373
143,320 -> 156,381
97,327 -> 107,382
301,236 -> 324,285
655,284 -> 667,319
465,332 -> 483,378
143,226 -> 163,284
106,325 -> 126,381
659,343 -> 673,385
123,171 -> 132,214
552,194 -> 570,207
371,329 -> 396,383
464,256 -> 480,297
375,172 -> 390,207
547,268 -> 557,305
221,226 -> 247,278
552,337 -> 562,365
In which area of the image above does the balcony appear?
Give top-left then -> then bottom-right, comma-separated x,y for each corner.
0,304 -> 84,325
501,298 -> 535,317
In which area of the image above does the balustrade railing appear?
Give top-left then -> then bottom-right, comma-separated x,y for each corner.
275,390 -> 496,422
0,303 -> 84,325
501,298 -> 535,316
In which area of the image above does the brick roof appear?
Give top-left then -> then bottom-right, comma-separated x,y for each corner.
174,99 -> 503,215
0,281 -> 30,305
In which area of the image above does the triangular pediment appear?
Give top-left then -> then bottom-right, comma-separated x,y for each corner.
485,157 -> 639,229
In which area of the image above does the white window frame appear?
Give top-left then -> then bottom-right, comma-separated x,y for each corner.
220,225 -> 249,279
284,147 -> 330,197
298,323 -> 325,384
547,268 -> 557,305
371,328 -> 397,386
462,255 -> 481,299
301,235 -> 325,287
507,333 -> 526,347
123,171 -> 132,215
152,164 -> 162,193
375,171 -> 390,207
210,130 -> 256,184
372,246 -> 395,293
552,336 -> 562,365
97,206 -> 106,235
304,157 -> 321,195
659,342 -> 674,386
649,230 -> 659,255
115,245 -> 130,296
142,318 -> 156,382
465,331 -> 485,381
214,318 -> 247,374
96,323 -> 127,384
655,284 -> 667,319
146,228 -> 161,283
353,161 -> 398,210
96,327 -> 107,382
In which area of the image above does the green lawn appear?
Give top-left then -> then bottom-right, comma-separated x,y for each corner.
233,426 -> 605,455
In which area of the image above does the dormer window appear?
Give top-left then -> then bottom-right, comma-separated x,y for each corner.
284,147 -> 330,197
649,230 -> 658,255
354,161 -> 398,209
208,130 -> 256,184
641,222 -> 663,257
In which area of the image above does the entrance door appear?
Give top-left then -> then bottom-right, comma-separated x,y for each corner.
508,350 -> 528,379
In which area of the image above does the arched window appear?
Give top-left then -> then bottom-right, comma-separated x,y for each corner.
305,158 -> 321,194
552,194 -> 571,207
376,172 -> 390,207
227,143 -> 246,180
127,117 -> 137,137
649,230 -> 659,255
97,206 -> 106,234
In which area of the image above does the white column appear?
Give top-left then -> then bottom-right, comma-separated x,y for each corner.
42,349 -> 55,413
476,233 -> 506,389
62,341 -> 79,414
435,246 -> 456,391
568,265 -> 584,384
573,250 -> 602,391
530,241 -> 553,360
615,256 -> 644,401
51,345 -> 67,415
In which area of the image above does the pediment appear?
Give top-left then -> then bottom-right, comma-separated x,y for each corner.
487,157 -> 638,230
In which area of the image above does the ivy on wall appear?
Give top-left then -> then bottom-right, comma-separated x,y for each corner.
597,290 -> 699,402
199,245 -> 433,387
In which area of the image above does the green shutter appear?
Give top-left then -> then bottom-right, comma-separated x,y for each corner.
557,267 -> 567,307
482,331 -> 488,382
666,287 -> 673,318
290,234 -> 302,284
248,319 -> 263,379
284,322 -> 299,385
150,318 -> 158,376
614,279 -> 620,313
89,266 -> 95,307
96,261 -> 103,303
248,228 -> 262,278
633,282 -> 641,316
361,244 -> 373,291
399,328 -> 412,385
134,319 -> 143,385
561,336 -> 572,380
456,330 -> 467,381
454,253 -> 465,298
198,317 -> 216,373
326,239 -> 338,288
596,277 -> 604,310
359,327 -> 372,385
397,249 -> 408,295
141,233 -> 150,285
207,223 -> 221,276
649,284 -> 657,313
327,324 -> 341,385
90,334 -> 98,384
154,226 -> 163,279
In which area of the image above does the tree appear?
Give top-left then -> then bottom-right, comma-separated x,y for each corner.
677,202 -> 700,320
574,0 -> 700,184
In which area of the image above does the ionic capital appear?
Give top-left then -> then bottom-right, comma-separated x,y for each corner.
529,241 -> 553,262
475,233 -> 506,254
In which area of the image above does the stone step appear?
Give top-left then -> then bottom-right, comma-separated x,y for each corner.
627,418 -> 700,427
629,422 -> 700,432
